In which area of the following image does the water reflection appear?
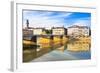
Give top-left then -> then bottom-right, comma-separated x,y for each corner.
23,40 -> 91,62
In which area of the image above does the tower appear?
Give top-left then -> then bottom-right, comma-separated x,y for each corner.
26,19 -> 29,29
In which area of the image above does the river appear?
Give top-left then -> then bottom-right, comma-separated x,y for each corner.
23,40 -> 91,62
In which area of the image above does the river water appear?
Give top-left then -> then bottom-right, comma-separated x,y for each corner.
23,41 -> 91,62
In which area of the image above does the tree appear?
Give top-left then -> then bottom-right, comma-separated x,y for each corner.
45,30 -> 52,34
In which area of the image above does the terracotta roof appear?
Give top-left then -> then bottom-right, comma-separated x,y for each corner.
68,25 -> 89,28
52,27 -> 65,29
24,27 -> 45,29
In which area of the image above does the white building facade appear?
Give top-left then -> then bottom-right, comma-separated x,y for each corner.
67,25 -> 90,37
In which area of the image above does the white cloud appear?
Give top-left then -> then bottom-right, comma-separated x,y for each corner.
23,11 -> 72,29
23,11 -> 91,29
72,20 -> 91,27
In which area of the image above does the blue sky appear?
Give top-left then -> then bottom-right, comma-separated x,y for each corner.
23,10 -> 91,29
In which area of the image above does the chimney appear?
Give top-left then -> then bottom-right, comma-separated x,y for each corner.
26,19 -> 29,29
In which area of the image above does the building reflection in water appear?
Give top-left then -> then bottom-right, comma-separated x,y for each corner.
23,41 -> 91,62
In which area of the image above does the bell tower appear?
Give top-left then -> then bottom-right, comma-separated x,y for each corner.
26,19 -> 29,29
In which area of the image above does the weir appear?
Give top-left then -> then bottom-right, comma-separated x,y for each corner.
30,35 -> 65,46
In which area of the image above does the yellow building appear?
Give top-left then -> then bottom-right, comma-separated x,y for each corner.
52,27 -> 67,35
32,28 -> 45,35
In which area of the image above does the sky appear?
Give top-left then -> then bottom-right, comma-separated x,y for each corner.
23,10 -> 91,29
